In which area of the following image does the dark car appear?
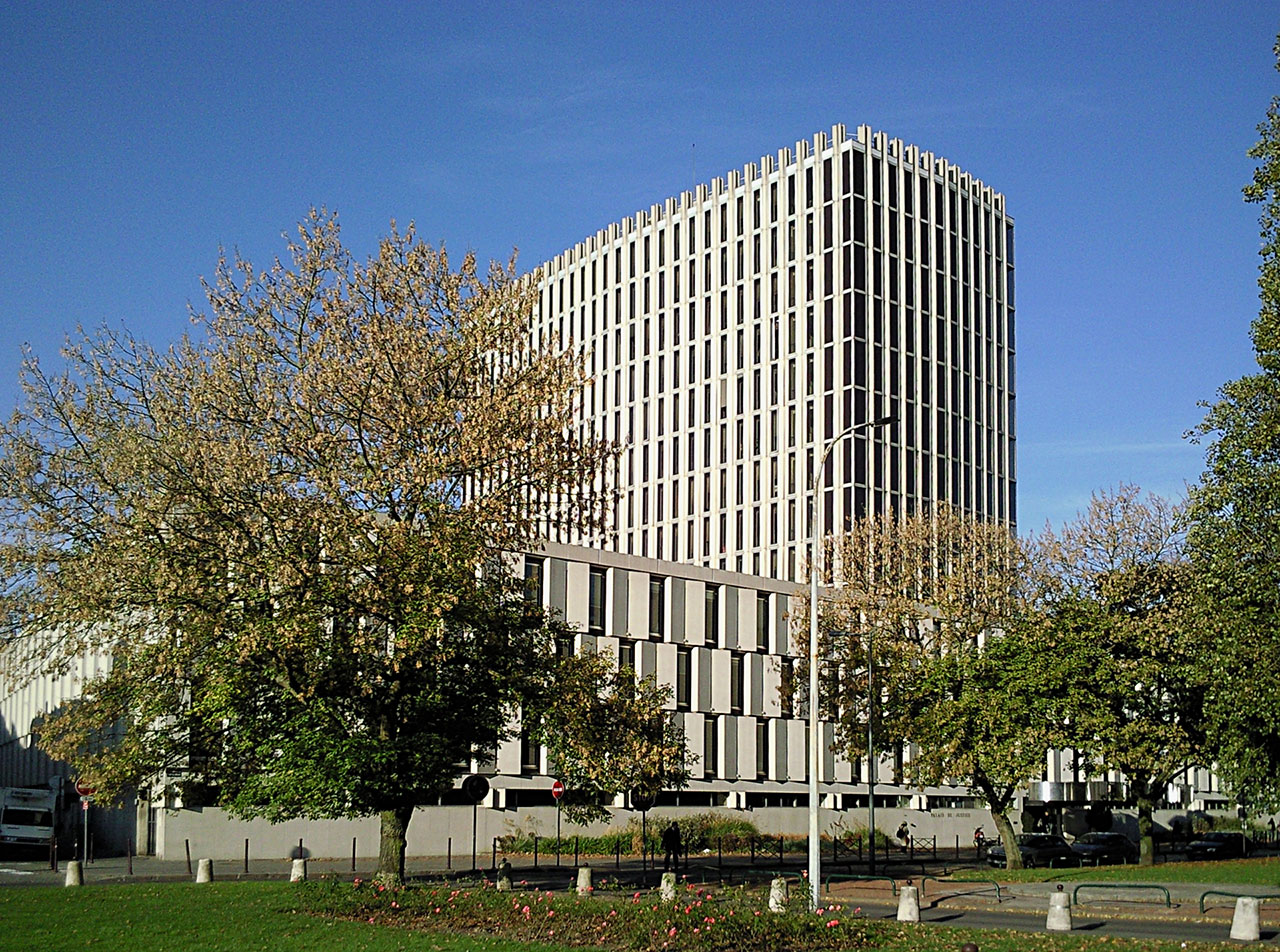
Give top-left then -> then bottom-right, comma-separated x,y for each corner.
1071,832 -> 1138,865
1186,831 -> 1253,861
987,833 -> 1078,868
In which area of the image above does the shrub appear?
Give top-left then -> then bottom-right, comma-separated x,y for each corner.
300,876 -> 874,952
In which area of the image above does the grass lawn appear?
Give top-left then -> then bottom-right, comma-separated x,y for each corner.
0,880 -> 1247,952
0,882 -> 555,952
953,855 -> 1280,886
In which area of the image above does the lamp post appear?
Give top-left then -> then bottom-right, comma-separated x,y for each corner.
808,414 -> 893,909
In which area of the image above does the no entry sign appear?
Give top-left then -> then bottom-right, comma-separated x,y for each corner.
551,780 -> 565,801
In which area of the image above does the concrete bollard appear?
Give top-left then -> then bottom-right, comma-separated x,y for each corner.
196,858 -> 213,883
576,865 -> 593,896
289,858 -> 307,882
660,872 -> 677,902
768,876 -> 788,913
496,858 -> 513,892
64,860 -> 82,887
1230,896 -> 1261,942
896,883 -> 920,922
1046,889 -> 1072,932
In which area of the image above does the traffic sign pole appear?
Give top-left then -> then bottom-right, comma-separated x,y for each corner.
551,780 -> 565,866
74,780 -> 96,864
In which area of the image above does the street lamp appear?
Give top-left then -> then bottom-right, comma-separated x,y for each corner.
807,414 -> 893,909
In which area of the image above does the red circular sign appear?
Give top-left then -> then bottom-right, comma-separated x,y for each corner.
551,780 -> 565,801
74,778 -> 96,797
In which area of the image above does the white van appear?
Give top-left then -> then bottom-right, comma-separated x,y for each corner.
0,787 -> 56,848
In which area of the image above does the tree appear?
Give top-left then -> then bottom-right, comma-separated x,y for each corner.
1034,486 -> 1207,865
529,651 -> 692,823
1187,34 -> 1280,813
794,504 -> 1061,869
0,210 -> 614,882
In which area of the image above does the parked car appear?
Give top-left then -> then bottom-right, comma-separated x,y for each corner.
1186,831 -> 1253,861
987,833 -> 1078,868
1071,832 -> 1138,865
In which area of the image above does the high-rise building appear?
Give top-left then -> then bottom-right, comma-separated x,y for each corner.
533,123 -> 1016,581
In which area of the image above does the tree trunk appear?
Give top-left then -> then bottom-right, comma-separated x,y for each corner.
1136,789 -> 1156,867
990,807 -> 1023,870
377,805 -> 414,884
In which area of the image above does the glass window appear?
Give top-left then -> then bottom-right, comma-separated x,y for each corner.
730,652 -> 744,714
649,576 -> 666,638
705,584 -> 720,642
756,718 -> 769,779
703,715 -> 719,779
588,567 -> 606,635
676,646 -> 692,710
523,556 -> 544,604
756,592 -> 770,651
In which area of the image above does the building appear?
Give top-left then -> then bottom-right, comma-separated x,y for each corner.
533,123 -> 1017,580
1,125 -> 1236,860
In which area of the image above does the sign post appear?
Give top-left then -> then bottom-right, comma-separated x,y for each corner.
74,780 -> 95,863
461,775 -> 490,873
551,780 -> 565,866
630,789 -> 656,877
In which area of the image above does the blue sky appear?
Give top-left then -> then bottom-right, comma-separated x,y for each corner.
1,1 -> 1276,533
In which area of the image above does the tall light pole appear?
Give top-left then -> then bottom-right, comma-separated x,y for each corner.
808,414 -> 893,909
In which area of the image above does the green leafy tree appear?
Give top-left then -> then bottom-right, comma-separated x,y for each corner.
529,650 -> 692,823
0,210 -> 613,882
794,504 -> 1060,869
1187,34 -> 1280,813
1035,486 -> 1207,865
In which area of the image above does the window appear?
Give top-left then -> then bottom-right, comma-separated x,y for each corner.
730,652 -> 744,714
588,567 -> 607,635
520,727 -> 541,774
676,646 -> 692,710
618,639 -> 636,677
704,715 -> 719,779
523,556 -> 544,604
705,584 -> 720,643
756,718 -> 769,779
649,576 -> 666,638
756,592 -> 770,651
780,658 -> 795,719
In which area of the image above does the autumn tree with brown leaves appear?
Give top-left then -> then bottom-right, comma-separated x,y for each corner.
792,504 -> 1080,869
0,210 -> 617,881
1034,486 -> 1207,866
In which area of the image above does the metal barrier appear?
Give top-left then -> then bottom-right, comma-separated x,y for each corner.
1072,883 -> 1171,908
823,873 -> 899,896
919,876 -> 1005,903
732,867 -> 804,884
1199,890 -> 1280,914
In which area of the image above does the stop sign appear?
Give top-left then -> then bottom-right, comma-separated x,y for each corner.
551,780 -> 565,801
74,778 -> 95,797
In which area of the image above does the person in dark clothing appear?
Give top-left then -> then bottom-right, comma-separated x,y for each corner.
661,822 -> 682,872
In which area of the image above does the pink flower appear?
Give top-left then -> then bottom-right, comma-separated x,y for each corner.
668,927 -> 677,937
826,919 -> 840,928
521,905 -> 531,919
633,891 -> 641,899
547,910 -> 556,918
